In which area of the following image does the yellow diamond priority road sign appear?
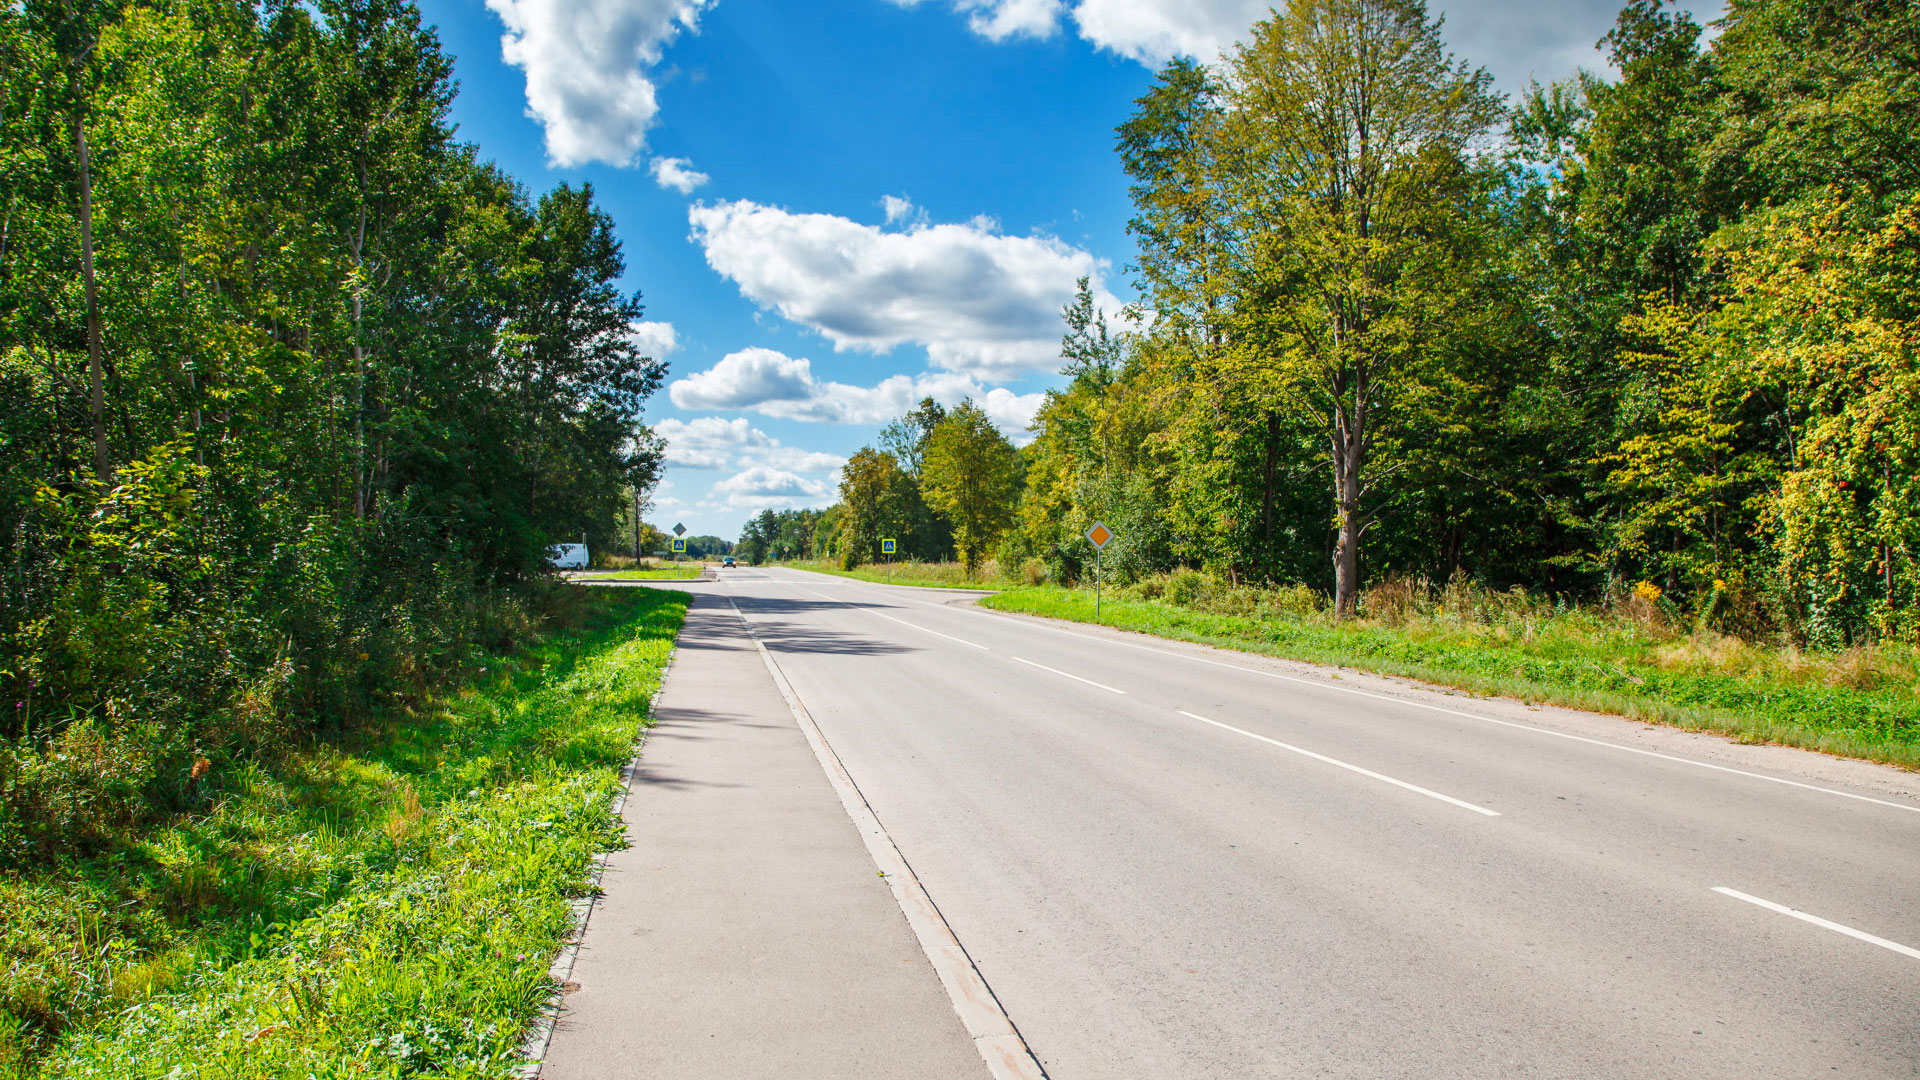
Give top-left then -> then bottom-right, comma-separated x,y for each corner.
1085,521 -> 1113,550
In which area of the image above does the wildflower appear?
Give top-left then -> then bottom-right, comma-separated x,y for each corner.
1713,579 -> 1727,591
1633,581 -> 1663,602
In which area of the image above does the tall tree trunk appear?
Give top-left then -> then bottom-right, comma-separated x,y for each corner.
1261,409 -> 1278,563
1330,365 -> 1367,619
73,107 -> 107,483
350,201 -> 367,520
1332,449 -> 1362,617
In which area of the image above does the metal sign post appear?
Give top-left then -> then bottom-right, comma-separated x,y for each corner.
881,538 -> 896,582
1085,521 -> 1114,621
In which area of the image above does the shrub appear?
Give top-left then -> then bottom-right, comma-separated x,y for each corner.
1164,567 -> 1208,606
1362,576 -> 1427,625
1266,583 -> 1324,617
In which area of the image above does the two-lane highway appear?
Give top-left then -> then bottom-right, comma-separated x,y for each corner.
713,566 -> 1920,1078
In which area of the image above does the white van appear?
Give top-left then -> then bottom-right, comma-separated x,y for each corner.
546,543 -> 588,569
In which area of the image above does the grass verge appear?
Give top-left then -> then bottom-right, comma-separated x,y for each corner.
776,559 -> 1005,590
981,586 -> 1920,770
3,586 -> 688,1078
575,566 -> 704,580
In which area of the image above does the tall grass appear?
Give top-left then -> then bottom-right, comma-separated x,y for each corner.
1,587 -> 688,1077
983,572 -> 1920,769
574,564 -> 705,580
777,558 -> 1015,589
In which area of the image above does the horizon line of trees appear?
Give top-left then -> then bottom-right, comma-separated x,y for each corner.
782,0 -> 1919,650
736,395 -> 1024,579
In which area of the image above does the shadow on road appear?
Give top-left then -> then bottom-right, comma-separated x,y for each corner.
720,596 -> 916,657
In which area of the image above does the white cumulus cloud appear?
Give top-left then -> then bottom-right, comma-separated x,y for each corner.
650,156 -> 710,194
669,347 -> 816,410
1069,0 -> 1265,63
655,416 -> 845,472
888,0 -> 1066,41
627,320 -> 679,360
483,0 -> 711,168
688,199 -> 1116,380
980,387 -> 1046,439
711,466 -> 835,511
916,0 -> 1726,94
964,0 -> 1065,40
669,348 -> 1041,442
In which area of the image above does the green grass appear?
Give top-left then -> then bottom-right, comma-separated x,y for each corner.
1,587 -> 689,1078
981,585 -> 1920,770
576,565 -> 704,580
776,558 -> 1007,589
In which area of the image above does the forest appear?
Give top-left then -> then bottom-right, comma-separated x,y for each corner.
788,0 -> 1920,653
0,0 -> 665,853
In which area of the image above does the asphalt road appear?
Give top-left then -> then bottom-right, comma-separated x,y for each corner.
706,566 -> 1920,1079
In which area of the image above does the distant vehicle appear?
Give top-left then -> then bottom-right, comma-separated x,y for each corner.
722,556 -> 736,568
547,543 -> 588,569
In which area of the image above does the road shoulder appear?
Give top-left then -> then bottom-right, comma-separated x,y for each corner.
957,597 -> 1920,802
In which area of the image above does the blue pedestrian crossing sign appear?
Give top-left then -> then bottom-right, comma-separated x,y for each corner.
671,537 -> 687,553
881,538 -> 896,555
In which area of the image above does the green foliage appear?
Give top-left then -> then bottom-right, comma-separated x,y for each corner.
778,559 -> 1008,590
735,508 -> 829,566
0,0 -> 668,869
576,565 -> 704,580
920,400 -> 1021,579
1,586 -> 687,1076
832,446 -> 923,569
993,0 -> 1920,649
984,583 -> 1920,766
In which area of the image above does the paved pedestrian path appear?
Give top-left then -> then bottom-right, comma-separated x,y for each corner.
538,591 -> 984,1080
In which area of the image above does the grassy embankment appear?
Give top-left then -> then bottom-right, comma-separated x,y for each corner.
575,565 -> 705,580
777,558 -> 1010,589
982,580 -> 1920,769
2,587 -> 688,1078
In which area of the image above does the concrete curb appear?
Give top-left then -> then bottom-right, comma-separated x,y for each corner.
516,643 -> 681,1080
725,595 -> 1049,1080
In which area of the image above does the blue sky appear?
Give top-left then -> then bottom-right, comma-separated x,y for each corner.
413,0 -> 1722,542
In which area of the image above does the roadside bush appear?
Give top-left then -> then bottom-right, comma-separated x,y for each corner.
3,588 -> 686,1077
1164,567 -> 1209,606
1265,583 -> 1324,617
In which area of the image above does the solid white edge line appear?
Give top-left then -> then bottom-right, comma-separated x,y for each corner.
1176,710 -> 1500,817
1009,655 -> 1127,695
817,578 -> 1920,819
726,597 -> 1046,1080
1712,887 -> 1920,961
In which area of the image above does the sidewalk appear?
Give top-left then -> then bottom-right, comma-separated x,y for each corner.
537,591 -> 985,1080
